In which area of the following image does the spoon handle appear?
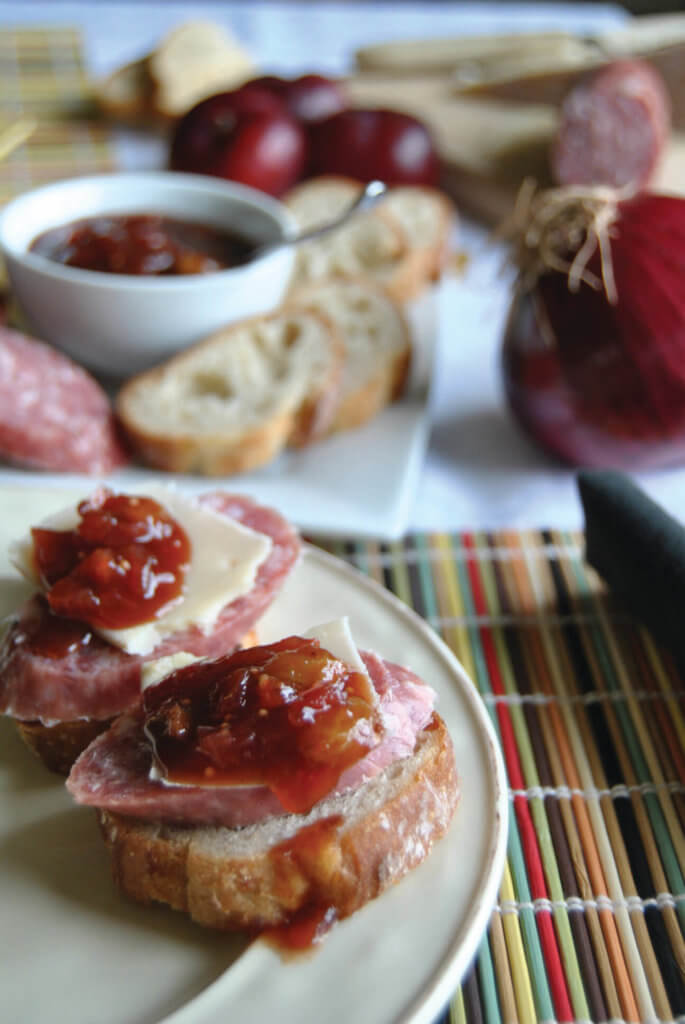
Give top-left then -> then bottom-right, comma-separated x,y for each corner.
292,180 -> 388,246
255,180 -> 388,261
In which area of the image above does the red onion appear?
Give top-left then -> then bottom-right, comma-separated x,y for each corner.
500,184 -> 685,468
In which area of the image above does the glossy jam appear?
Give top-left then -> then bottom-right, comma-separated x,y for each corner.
143,636 -> 381,813
30,214 -> 255,276
262,816 -> 343,951
7,596 -> 93,660
501,286 -> 685,469
33,490 -> 191,630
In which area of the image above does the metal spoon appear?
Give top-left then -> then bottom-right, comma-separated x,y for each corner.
254,179 -> 388,260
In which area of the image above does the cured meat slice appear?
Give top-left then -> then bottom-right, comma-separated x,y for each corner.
0,494 -> 300,724
551,59 -> 671,190
66,652 -> 436,827
0,326 -> 128,473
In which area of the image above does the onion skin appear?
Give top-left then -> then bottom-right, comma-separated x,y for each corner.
501,192 -> 685,469
502,286 -> 685,470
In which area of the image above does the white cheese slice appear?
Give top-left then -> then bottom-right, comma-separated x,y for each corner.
304,617 -> 370,679
141,651 -> 201,691
9,487 -> 272,657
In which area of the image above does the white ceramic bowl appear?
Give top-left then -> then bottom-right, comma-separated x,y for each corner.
0,171 -> 297,377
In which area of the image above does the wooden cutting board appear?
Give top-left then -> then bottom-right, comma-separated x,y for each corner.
345,74 -> 685,227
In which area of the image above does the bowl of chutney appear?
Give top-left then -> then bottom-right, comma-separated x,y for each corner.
0,171 -> 296,376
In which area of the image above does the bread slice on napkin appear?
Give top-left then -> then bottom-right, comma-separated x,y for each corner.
289,278 -> 412,432
116,309 -> 344,475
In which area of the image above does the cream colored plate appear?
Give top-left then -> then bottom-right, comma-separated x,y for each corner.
0,487 -> 508,1024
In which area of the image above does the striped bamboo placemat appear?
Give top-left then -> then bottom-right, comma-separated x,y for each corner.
313,530 -> 685,1023
0,27 -> 113,204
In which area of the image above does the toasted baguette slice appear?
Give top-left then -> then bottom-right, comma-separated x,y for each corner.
116,310 -> 343,475
13,629 -> 258,775
16,718 -> 114,776
149,20 -> 255,118
98,713 -> 458,931
290,279 -> 412,432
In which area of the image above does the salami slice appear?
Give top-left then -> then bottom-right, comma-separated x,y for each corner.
0,326 -> 128,473
0,493 -> 300,724
66,652 -> 435,827
551,59 -> 671,190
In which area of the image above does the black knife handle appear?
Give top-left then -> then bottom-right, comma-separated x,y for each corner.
578,469 -> 685,661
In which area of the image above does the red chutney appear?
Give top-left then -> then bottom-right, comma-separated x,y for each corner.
143,636 -> 382,813
29,214 -> 255,276
32,490 -> 191,630
262,817 -> 343,952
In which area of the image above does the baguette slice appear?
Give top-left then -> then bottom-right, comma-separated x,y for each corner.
290,278 -> 412,432
148,20 -> 255,119
284,175 -> 364,232
284,176 -> 454,299
96,58 -> 153,124
17,718 -> 114,776
116,310 -> 344,475
283,177 -> 424,302
98,713 -> 458,931
96,20 -> 254,124
13,627 -> 258,776
381,185 -> 456,281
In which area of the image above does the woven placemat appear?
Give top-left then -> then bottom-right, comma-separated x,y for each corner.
1,25 -> 683,1024
314,530 -> 685,1023
0,26 -> 113,204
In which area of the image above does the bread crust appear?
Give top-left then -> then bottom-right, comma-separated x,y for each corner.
288,277 -> 412,434
95,21 -> 254,125
16,717 -> 114,775
97,713 -> 458,931
115,310 -> 343,475
12,629 -> 259,774
381,185 -> 456,282
284,176 -> 455,303
335,344 -> 411,431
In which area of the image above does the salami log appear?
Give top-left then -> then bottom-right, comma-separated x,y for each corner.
0,326 -> 128,473
551,59 -> 671,190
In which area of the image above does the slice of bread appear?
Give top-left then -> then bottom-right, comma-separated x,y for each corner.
97,713 -> 458,931
96,20 -> 254,124
149,20 -> 255,119
12,628 -> 259,776
381,185 -> 456,281
284,178 -> 427,303
284,176 -> 365,232
16,718 -> 114,776
284,176 -> 454,301
96,58 -> 154,124
289,278 -> 412,432
116,310 -> 344,475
